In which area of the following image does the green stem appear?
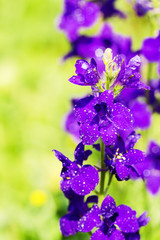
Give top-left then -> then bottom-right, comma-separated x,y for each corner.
147,63 -> 153,81
99,138 -> 106,195
104,172 -> 113,195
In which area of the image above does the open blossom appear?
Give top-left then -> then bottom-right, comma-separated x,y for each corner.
77,195 -> 150,239
53,142 -> 99,196
69,58 -> 100,86
74,90 -> 134,145
105,132 -> 144,180
113,55 -> 150,89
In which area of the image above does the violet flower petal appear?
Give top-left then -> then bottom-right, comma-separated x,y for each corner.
109,229 -> 125,240
115,160 -> 130,180
124,149 -> 144,165
99,90 -> 114,109
71,165 -> 99,195
90,230 -> 107,240
77,205 -> 101,232
74,95 -> 97,123
112,103 -> 134,130
60,215 -> 77,237
100,123 -> 117,146
101,195 -> 116,219
80,122 -> 100,145
115,205 -> 139,233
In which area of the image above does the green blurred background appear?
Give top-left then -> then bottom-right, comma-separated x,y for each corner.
0,0 -> 160,239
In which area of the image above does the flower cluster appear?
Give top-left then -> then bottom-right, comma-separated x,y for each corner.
54,49 -> 151,239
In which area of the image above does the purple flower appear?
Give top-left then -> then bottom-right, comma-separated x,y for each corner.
143,141 -> 160,194
105,132 -> 144,180
74,90 -> 134,145
60,193 -> 99,236
142,32 -> 160,62
53,142 -> 99,196
69,58 -> 100,86
134,0 -> 153,17
113,55 -> 150,90
59,0 -> 100,41
81,195 -> 150,239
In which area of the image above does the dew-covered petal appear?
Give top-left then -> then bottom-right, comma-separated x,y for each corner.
53,150 -> 79,178
99,90 -> 114,108
123,149 -> 144,166
109,229 -> 125,240
74,95 -> 97,123
74,141 -> 87,166
111,103 -> 134,130
90,229 -> 107,240
69,75 -> 86,86
53,150 -> 71,166
60,179 -> 72,197
127,79 -> 150,90
75,59 -> 90,75
71,165 -> 99,195
116,160 -> 130,180
125,131 -> 141,150
101,195 -> 116,219
77,205 -> 101,232
60,215 -> 78,237
128,55 -> 141,69
69,59 -> 99,86
80,122 -> 100,145
115,205 -> 139,233
100,123 -> 117,146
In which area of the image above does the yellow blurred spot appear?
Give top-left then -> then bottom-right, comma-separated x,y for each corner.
30,190 -> 47,206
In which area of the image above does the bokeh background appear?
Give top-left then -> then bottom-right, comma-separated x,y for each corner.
0,0 -> 160,239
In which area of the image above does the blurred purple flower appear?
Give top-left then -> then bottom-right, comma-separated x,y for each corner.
64,24 -> 140,73
134,0 -> 153,17
142,31 -> 160,62
143,141 -> 160,194
96,0 -> 125,19
59,0 -> 100,41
